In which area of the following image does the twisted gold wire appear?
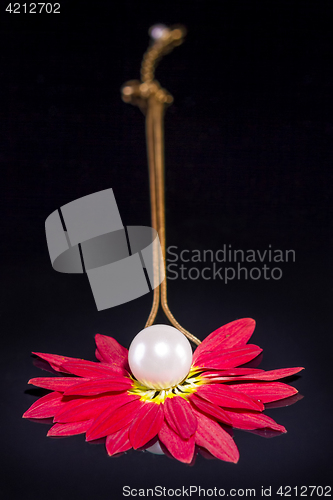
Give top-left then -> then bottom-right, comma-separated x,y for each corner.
141,27 -> 185,85
144,100 -> 160,327
122,26 -> 201,346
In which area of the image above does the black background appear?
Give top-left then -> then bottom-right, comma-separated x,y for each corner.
1,1 -> 332,499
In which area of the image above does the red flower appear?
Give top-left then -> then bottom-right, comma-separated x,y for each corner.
23,318 -> 303,463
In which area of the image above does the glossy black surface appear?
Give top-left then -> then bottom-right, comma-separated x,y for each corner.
1,1 -> 332,498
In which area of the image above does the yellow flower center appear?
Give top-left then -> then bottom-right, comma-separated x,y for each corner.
128,367 -> 205,404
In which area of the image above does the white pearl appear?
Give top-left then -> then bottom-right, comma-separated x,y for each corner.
145,441 -> 165,455
128,325 -> 193,390
149,24 -> 170,41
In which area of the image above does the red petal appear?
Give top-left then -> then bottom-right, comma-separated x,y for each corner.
47,420 -> 93,436
189,394 -> 232,425
64,376 -> 133,396
197,384 -> 264,411
164,397 -> 197,439
194,345 -> 262,370
53,398 -> 90,422
192,318 -> 256,364
32,352 -> 83,373
229,382 -> 298,403
94,334 -> 129,373
158,420 -> 195,464
86,397 -> 142,441
95,349 -> 104,363
28,377 -> 90,391
202,368 -> 264,379
265,392 -> 304,409
54,395 -> 116,423
61,360 -> 126,378
224,409 -> 286,432
95,334 -> 127,358
246,427 -> 286,438
192,409 -> 239,463
130,403 -> 164,449
23,392 -> 65,419
106,427 -> 132,456
226,367 -> 304,381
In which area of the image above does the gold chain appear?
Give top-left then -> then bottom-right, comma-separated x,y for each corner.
121,26 -> 201,346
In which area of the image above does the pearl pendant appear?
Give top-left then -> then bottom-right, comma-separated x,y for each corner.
128,325 -> 193,390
